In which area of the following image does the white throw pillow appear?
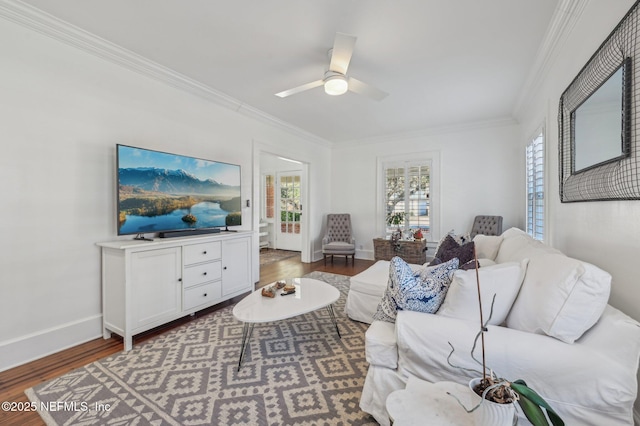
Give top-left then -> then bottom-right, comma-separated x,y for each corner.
506,253 -> 611,344
473,234 -> 503,261
478,258 -> 496,267
437,260 -> 528,325
495,228 -> 561,263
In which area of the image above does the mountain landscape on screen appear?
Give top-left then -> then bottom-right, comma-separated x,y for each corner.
116,145 -> 242,235
119,167 -> 240,196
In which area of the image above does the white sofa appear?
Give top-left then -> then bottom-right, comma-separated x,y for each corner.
355,228 -> 640,426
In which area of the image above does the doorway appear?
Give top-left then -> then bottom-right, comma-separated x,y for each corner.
255,150 -> 309,268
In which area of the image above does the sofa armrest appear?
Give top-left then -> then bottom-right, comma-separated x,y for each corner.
394,307 -> 640,423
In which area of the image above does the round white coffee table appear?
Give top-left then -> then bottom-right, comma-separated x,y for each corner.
232,277 -> 341,370
386,378 -> 474,426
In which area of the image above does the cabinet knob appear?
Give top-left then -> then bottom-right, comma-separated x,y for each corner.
203,251 -> 207,255
203,272 -> 207,276
223,266 -> 227,270
178,278 -> 182,282
203,293 -> 207,297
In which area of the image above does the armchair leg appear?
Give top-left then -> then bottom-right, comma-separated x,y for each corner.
323,254 -> 355,266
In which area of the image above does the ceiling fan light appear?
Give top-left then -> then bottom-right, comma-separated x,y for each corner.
324,75 -> 348,96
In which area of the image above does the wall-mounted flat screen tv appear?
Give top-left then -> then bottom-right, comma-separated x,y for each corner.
116,144 -> 241,237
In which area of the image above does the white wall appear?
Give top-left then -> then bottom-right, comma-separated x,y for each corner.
0,17 -> 331,371
330,121 -> 523,260
515,0 -> 640,418
517,0 -> 639,321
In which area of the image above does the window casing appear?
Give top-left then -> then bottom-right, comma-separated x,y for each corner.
526,131 -> 545,241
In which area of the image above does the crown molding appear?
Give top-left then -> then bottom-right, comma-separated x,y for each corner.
513,0 -> 588,118
335,116 -> 518,148
0,0 -> 332,148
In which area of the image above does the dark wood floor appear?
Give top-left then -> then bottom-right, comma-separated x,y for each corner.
0,253 -> 374,426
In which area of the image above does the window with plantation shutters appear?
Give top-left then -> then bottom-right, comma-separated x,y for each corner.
526,131 -> 545,241
383,161 -> 431,237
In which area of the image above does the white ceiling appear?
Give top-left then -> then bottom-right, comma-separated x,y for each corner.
17,0 -> 560,143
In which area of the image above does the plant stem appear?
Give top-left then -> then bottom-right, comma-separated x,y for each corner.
473,245 -> 486,381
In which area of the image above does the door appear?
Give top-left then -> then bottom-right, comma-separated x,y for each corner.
222,236 -> 252,296
130,247 -> 182,330
276,172 -> 302,251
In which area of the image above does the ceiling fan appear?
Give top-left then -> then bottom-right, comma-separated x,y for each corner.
275,32 -> 388,101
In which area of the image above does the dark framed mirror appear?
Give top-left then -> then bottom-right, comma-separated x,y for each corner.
558,0 -> 640,202
570,58 -> 631,174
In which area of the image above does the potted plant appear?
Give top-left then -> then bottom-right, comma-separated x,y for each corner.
386,212 -> 406,251
447,248 -> 564,426
386,211 -> 406,229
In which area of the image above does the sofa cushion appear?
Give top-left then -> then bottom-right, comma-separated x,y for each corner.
495,227 -> 560,263
473,234 -> 503,261
365,320 -> 398,368
506,253 -> 611,343
322,241 -> 356,253
373,257 -> 458,323
478,258 -> 496,267
437,260 -> 528,325
349,260 -> 394,298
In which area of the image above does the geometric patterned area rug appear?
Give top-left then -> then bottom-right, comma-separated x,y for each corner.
26,272 -> 377,426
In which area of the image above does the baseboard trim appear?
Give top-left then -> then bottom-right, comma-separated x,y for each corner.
356,249 -> 374,261
0,314 -> 102,372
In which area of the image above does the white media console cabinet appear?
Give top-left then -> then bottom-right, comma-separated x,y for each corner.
97,231 -> 253,351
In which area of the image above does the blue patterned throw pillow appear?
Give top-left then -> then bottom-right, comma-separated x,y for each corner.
373,256 -> 459,323
400,257 -> 459,314
373,257 -> 415,323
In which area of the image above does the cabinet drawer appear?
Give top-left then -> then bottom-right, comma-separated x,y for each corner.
183,261 -> 222,287
183,281 -> 221,311
184,242 -> 221,265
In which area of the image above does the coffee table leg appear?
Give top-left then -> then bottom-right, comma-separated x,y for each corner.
326,304 -> 341,339
237,322 -> 255,371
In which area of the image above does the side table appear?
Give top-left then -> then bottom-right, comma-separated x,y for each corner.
386,377 -> 473,426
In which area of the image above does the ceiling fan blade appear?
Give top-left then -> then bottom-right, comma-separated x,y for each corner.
348,77 -> 388,101
275,80 -> 324,98
329,32 -> 357,75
